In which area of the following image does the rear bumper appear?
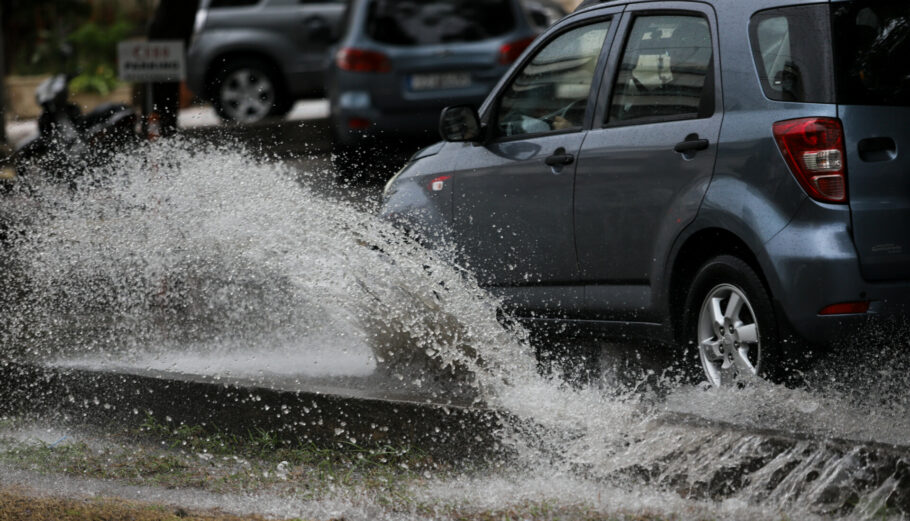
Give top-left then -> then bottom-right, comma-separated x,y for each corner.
763,199 -> 910,346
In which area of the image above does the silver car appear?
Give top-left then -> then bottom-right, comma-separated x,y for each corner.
187,0 -> 346,122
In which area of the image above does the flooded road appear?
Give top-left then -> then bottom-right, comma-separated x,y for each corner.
1,137 -> 908,520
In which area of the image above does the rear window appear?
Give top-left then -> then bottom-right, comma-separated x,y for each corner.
833,0 -> 910,106
365,0 -> 516,45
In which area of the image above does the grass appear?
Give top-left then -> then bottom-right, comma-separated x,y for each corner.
0,485 -> 284,521
0,414 -> 441,501
0,415 -> 761,521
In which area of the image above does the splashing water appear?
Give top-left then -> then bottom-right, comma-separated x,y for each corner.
2,138 -> 909,520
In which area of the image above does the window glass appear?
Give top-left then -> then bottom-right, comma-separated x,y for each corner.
608,15 -> 713,125
495,21 -> 610,137
833,1 -> 910,106
366,0 -> 516,45
749,5 -> 834,103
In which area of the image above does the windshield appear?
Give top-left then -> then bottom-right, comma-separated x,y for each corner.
365,0 -> 516,45
833,0 -> 910,106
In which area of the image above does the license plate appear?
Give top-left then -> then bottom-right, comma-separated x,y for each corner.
409,72 -> 472,91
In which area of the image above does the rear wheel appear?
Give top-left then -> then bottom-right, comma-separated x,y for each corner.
684,255 -> 781,386
210,59 -> 290,123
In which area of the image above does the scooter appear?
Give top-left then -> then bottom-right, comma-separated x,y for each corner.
4,72 -> 141,188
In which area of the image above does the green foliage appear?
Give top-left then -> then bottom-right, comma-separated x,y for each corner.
67,19 -> 135,95
2,0 -> 91,75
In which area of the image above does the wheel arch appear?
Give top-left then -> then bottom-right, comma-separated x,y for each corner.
203,49 -> 287,100
666,225 -> 776,344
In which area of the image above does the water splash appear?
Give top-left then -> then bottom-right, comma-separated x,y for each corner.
2,137 -> 908,520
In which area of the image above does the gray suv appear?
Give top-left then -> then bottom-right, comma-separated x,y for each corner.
327,0 -> 541,147
381,0 -> 910,386
187,0 -> 345,122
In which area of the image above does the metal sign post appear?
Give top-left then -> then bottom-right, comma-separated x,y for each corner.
117,40 -> 187,136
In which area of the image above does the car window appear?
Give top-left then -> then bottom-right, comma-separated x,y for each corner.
833,1 -> 910,106
494,20 -> 611,138
607,14 -> 714,125
366,0 -> 516,45
749,5 -> 835,103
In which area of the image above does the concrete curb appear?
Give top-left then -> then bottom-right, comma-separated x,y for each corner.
0,360 -> 503,461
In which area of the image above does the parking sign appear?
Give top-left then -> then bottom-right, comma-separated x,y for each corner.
117,40 -> 186,83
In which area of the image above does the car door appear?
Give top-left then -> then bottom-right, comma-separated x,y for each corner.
267,0 -> 346,88
451,14 -> 619,316
574,3 -> 722,320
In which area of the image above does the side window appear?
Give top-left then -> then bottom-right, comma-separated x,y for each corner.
749,5 -> 834,103
495,20 -> 611,138
607,14 -> 713,125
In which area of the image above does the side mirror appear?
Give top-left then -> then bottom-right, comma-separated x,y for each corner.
439,105 -> 482,142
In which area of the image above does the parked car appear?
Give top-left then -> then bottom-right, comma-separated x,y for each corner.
326,0 -> 543,152
380,0 -> 910,386
186,0 -> 346,123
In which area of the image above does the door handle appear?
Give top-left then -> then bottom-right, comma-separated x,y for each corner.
545,147 -> 575,167
858,137 -> 897,162
674,134 -> 710,154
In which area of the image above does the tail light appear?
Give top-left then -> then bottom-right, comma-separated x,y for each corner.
499,36 -> 536,65
773,117 -> 848,204
336,48 -> 391,73
819,301 -> 869,315
348,117 -> 371,129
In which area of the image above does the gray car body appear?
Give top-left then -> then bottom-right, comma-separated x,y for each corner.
326,0 -> 540,145
381,0 -> 910,348
186,0 -> 345,101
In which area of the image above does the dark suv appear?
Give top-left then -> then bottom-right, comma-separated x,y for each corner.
380,0 -> 910,386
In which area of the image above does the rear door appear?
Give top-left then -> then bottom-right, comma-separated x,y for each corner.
451,15 -> 618,315
573,3 -> 722,316
833,0 -> 910,281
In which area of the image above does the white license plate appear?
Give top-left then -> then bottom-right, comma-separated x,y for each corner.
409,72 -> 472,91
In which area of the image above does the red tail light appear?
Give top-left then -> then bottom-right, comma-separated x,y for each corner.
348,117 -> 371,129
336,48 -> 391,73
819,301 -> 869,315
499,36 -> 536,65
773,117 -> 848,204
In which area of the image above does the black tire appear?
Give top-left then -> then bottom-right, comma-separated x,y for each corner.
682,255 -> 797,386
209,58 -> 290,123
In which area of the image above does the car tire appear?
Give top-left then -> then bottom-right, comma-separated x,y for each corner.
683,255 -> 793,386
210,59 -> 290,123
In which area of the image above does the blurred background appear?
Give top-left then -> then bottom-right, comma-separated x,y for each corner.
1,0 -> 582,172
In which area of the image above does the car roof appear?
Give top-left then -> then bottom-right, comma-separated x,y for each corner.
574,0 -> 828,14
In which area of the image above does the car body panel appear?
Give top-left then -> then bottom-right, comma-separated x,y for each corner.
840,106 -> 910,282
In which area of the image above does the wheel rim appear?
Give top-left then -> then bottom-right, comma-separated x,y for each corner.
696,283 -> 761,387
219,68 -> 275,123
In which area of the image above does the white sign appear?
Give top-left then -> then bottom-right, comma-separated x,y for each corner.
117,40 -> 186,83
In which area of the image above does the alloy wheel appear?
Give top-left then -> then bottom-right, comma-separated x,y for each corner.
696,283 -> 761,386
219,68 -> 275,123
